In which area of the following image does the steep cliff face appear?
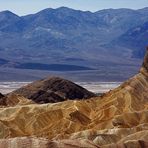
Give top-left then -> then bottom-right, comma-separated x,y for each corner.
0,137 -> 100,148
140,47 -> 148,75
0,48 -> 147,147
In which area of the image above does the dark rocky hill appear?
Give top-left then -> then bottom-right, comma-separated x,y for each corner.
13,77 -> 95,103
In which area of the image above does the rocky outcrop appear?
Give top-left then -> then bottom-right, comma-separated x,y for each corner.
12,77 -> 95,103
0,93 -> 6,106
0,93 -> 34,107
140,47 -> 148,75
0,93 -> 4,98
0,48 -> 147,147
0,137 -> 100,148
0,137 -> 50,148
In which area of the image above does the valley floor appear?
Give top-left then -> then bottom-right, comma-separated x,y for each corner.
0,81 -> 121,94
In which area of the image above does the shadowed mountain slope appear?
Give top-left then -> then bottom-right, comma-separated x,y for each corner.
12,77 -> 95,103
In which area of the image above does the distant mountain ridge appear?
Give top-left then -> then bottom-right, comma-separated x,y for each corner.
110,21 -> 148,58
0,7 -> 148,80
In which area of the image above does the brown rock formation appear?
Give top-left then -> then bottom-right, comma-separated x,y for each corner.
0,93 -> 5,106
0,48 -> 147,147
0,137 -> 100,148
140,47 -> 148,76
0,93 -> 34,107
13,77 -> 95,103
0,137 -> 50,148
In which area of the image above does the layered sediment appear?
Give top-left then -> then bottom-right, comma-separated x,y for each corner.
0,48 -> 147,147
0,93 -> 34,107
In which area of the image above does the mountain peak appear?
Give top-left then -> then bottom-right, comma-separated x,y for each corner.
0,10 -> 19,17
56,6 -> 73,11
95,8 -> 135,14
54,6 -> 80,14
37,7 -> 75,14
1,10 -> 13,14
138,7 -> 148,13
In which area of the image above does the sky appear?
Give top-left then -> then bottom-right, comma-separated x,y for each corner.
0,0 -> 148,16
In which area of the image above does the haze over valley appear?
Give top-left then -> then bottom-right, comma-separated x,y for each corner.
0,7 -> 148,81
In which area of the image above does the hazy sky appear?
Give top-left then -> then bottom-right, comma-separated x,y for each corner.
0,0 -> 148,16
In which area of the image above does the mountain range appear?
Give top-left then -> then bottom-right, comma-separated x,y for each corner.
0,7 -> 148,81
